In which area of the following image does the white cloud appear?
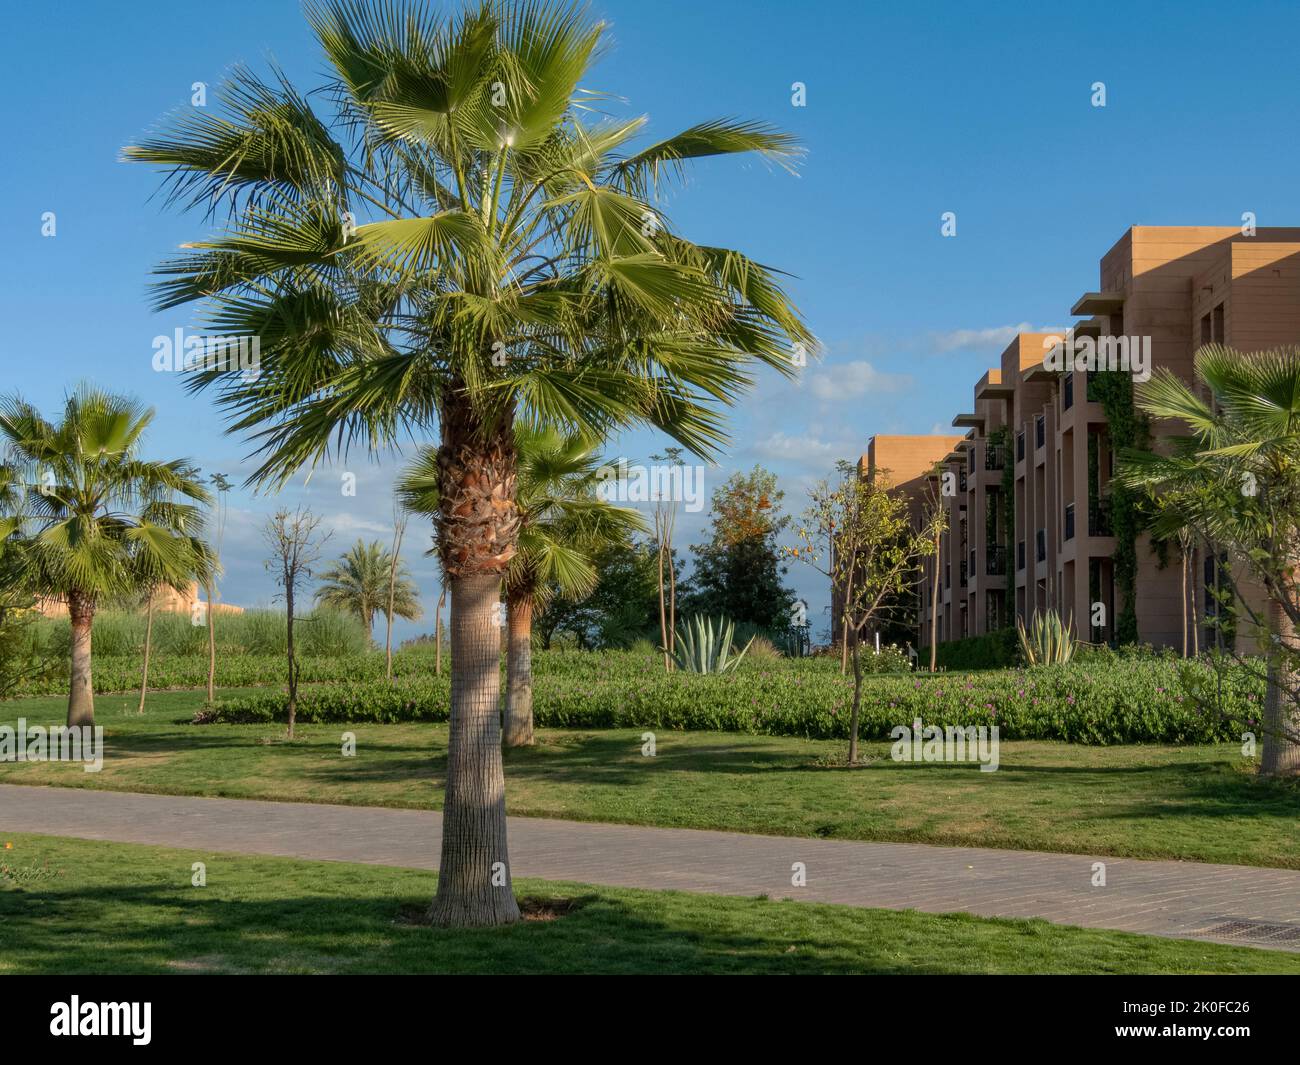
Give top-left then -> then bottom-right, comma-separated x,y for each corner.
932,322 -> 1034,353
806,360 -> 911,401
752,430 -> 839,462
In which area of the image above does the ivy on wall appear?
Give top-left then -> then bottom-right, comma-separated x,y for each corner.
986,426 -> 1014,548
1087,370 -> 1150,645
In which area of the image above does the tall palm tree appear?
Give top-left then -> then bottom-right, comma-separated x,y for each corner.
0,388 -> 211,726
1120,344 -> 1300,775
316,539 -> 421,637
401,425 -> 643,745
124,0 -> 812,925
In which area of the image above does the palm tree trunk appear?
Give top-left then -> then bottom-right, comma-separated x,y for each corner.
426,399 -> 520,927
1261,597 -> 1300,776
385,521 -> 404,682
503,593 -> 534,747
205,579 -> 216,703
435,586 -> 446,676
286,577 -> 298,739
138,589 -> 155,714
67,591 -> 95,727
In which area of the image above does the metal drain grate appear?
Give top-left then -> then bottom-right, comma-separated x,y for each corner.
1198,919 -> 1300,943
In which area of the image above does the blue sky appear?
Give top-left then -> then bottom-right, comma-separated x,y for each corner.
4,0 -> 1300,642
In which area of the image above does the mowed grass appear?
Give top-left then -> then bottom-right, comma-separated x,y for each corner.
4,690 -> 1298,869
2,833 -> 1297,974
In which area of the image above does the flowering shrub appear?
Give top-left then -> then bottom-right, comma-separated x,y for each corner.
197,654 -> 1262,745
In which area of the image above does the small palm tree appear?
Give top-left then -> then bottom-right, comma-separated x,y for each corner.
1120,344 -> 1300,775
315,539 -> 421,638
125,0 -> 812,925
0,387 -> 211,726
401,426 -> 643,745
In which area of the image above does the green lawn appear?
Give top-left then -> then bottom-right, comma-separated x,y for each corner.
2,833 -> 1296,974
4,689 -> 1298,868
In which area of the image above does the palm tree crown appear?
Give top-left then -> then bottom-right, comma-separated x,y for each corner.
0,386 -> 211,725
315,538 -> 422,634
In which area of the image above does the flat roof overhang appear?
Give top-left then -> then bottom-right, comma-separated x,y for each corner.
952,412 -> 985,429
1022,361 -> 1057,383
1070,291 -> 1125,317
1072,316 -> 1105,338
975,369 -> 1014,400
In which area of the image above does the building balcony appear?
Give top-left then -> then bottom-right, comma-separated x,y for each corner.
959,560 -> 968,588
1089,499 -> 1113,537
984,444 -> 1007,470
986,544 -> 1007,576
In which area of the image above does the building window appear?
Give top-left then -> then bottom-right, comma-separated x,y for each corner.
1213,303 -> 1225,344
1017,540 -> 1025,571
1063,373 -> 1074,410
1200,311 -> 1212,348
1016,430 -> 1025,462
1035,415 -> 1045,450
1064,503 -> 1075,541
1035,528 -> 1046,563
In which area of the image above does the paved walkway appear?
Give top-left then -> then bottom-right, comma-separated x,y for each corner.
3,783 -> 1298,951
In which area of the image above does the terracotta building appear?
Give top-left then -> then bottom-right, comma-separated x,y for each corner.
36,581 -> 244,620
863,225 -> 1300,653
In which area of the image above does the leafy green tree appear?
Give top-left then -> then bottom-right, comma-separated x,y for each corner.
1120,344 -> 1300,775
125,0 -> 811,925
540,538 -> 667,650
0,387 -> 210,726
315,539 -> 422,638
789,470 -> 940,763
682,465 -> 794,630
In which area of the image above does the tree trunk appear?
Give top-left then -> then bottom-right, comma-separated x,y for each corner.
656,529 -> 669,672
503,594 -> 534,747
138,590 -> 155,714
929,531 -> 940,672
848,633 -> 863,764
1191,546 -> 1200,656
1261,597 -> 1300,776
1181,548 -> 1188,658
286,580 -> 297,740
668,550 -> 676,655
426,398 -> 520,927
205,579 -> 216,704
435,586 -> 446,676
67,591 -> 95,727
385,522 -> 403,682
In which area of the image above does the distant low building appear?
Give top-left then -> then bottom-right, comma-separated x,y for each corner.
36,581 -> 244,619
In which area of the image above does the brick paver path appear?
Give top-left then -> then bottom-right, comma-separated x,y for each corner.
3,783 -> 1297,950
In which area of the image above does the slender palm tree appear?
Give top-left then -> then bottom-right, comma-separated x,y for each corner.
316,539 -> 421,637
0,388 -> 211,726
124,0 -> 812,925
1120,344 -> 1300,775
401,425 -> 643,745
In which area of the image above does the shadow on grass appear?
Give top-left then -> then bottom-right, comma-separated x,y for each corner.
4,876 -> 1251,976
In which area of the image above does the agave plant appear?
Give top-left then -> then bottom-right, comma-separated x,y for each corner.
1017,609 -> 1076,666
668,615 -> 754,674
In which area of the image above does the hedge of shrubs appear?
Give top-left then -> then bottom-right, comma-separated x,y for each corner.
933,628 -> 1020,670
197,655 -> 1263,745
